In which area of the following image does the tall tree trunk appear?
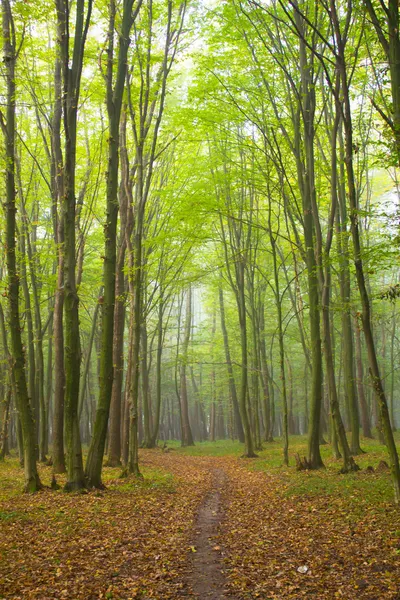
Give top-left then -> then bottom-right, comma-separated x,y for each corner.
148,293 -> 164,447
78,303 -> 100,421
106,249 -> 127,464
268,193 -> 289,465
179,287 -> 194,447
259,307 -> 273,442
2,0 -> 41,491
0,303 -> 14,461
190,366 -> 208,442
336,122 -> 362,455
127,204 -> 143,476
322,268 -> 358,472
57,0 -> 92,491
294,7 -> 324,468
141,322 -> 153,447
19,231 -> 37,451
237,263 -> 256,457
331,0 -> 400,501
86,0 -> 142,488
249,284 -> 262,451
302,135 -> 323,465
219,288 -> 244,442
51,15 -> 66,473
19,201 -> 47,463
107,110 -> 130,464
45,313 -> 53,457
0,385 -> 11,461
354,314 -> 373,438
122,310 -> 133,467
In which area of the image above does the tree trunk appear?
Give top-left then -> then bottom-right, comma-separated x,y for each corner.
237,263 -> 256,458
106,248 -> 127,464
354,314 -> 373,438
268,194 -> 289,465
336,122 -> 362,455
19,231 -> 38,452
148,295 -> 164,448
2,0 -> 41,491
219,288 -> 244,442
86,0 -> 141,488
294,8 -> 324,468
56,0 -> 92,491
179,287 -> 194,447
331,0 -> 400,501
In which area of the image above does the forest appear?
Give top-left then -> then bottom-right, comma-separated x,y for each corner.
1,0 -> 400,598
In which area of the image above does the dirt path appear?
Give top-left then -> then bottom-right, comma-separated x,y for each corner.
187,467 -> 235,599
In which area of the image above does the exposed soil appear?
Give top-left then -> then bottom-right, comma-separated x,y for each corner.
187,468 -> 235,599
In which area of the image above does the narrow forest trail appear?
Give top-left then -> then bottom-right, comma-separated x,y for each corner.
187,468 -> 235,599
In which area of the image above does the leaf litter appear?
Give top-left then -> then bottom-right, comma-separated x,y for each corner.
1,451 -> 400,599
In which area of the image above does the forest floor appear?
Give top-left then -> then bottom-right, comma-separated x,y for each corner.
1,436 -> 400,599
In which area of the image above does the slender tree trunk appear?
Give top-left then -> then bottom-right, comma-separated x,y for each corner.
249,286 -> 262,450
322,269 -> 358,472
127,203 -> 143,477
44,312 -> 53,457
141,322 -> 153,447
19,203 -> 47,462
331,0 -> 400,501
78,303 -> 100,421
0,303 -> 13,461
148,295 -> 164,448
0,383 -> 11,461
269,205 -> 289,465
294,8 -> 324,468
354,314 -> 373,438
336,122 -> 362,454
190,366 -> 208,442
259,308 -> 273,442
108,109 -> 130,464
219,288 -> 244,442
106,247 -> 127,464
19,232 -> 37,450
179,287 -> 194,447
237,263 -> 256,458
51,15 -> 66,473
122,311 -> 133,467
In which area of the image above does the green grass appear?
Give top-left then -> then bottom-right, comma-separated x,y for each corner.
168,438 -> 245,456
172,433 -> 400,506
0,510 -> 27,522
2,433 -> 399,505
0,453 -> 177,498
115,467 -> 176,494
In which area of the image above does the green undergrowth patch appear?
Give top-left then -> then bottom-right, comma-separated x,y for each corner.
174,433 -> 400,507
0,452 -> 176,500
244,435 -> 399,506
277,464 -> 394,506
112,467 -> 176,494
0,509 -> 28,522
167,438 -> 244,456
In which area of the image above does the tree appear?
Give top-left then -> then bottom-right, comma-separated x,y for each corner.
85,0 -> 142,489
1,0 -> 42,492
56,0 -> 92,491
